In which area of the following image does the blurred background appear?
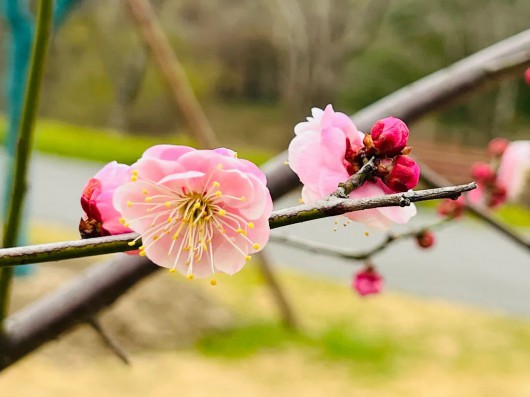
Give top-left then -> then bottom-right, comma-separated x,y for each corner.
1,1 -> 530,396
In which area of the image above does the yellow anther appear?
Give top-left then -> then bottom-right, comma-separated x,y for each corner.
218,209 -> 226,216
234,152 -> 238,158
127,201 -> 133,207
215,191 -> 222,197
153,235 -> 159,241
283,161 -> 289,165
169,269 -> 176,273
364,231 -> 370,237
146,208 -> 152,213
187,274 -> 195,280
210,279 -> 217,286
253,243 -> 260,250
298,198 -> 304,204
165,201 -> 171,207
193,202 -> 201,209
247,222 -> 255,229
145,197 -> 152,203
131,175 -> 138,182
139,251 -> 146,257
119,217 -> 126,224
240,196 -> 246,202
172,234 -> 179,240
167,217 -> 173,223
142,189 -> 149,195
217,163 -> 223,169
124,222 -> 130,227
245,255 -> 252,261
132,170 -> 138,176
127,241 -> 136,247
139,245 -> 145,250
213,181 -> 220,187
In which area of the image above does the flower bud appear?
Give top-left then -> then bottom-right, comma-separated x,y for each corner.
370,117 -> 409,155
487,184 -> 507,208
416,230 -> 435,249
437,197 -> 465,219
382,155 -> 420,192
525,68 -> 530,86
471,162 -> 496,185
352,267 -> 383,296
488,138 -> 509,157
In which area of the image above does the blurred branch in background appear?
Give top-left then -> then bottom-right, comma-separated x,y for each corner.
0,0 -> 54,326
0,28 -> 527,371
126,0 -> 218,148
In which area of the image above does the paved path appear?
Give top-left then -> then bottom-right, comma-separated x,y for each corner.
6,154 -> 530,317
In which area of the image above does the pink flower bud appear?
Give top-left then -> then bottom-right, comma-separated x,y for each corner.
370,117 -> 409,155
382,155 -> 420,192
352,267 -> 383,296
471,162 -> 495,185
416,230 -> 435,249
525,68 -> 530,86
437,197 -> 465,219
487,184 -> 507,208
488,138 -> 509,157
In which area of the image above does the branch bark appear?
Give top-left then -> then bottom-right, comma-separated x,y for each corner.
0,183 -> 475,268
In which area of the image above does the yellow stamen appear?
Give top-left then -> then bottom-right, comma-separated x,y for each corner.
127,241 -> 136,247
127,201 -> 133,207
132,170 -> 139,176
247,222 -> 255,229
283,161 -> 289,165
145,197 -> 152,203
210,279 -> 217,286
119,217 -> 126,224
142,189 -> 149,195
245,255 -> 252,261
364,231 -> 370,237
165,201 -> 171,207
215,191 -> 222,198
233,152 -> 238,158
213,181 -> 220,187
153,235 -> 159,241
139,245 -> 145,250
169,269 -> 176,273
240,196 -> 246,202
299,198 -> 304,204
187,274 -> 195,280
217,163 -> 223,169
131,175 -> 138,182
167,217 -> 173,223
139,251 -> 146,256
253,243 -> 260,250
193,202 -> 201,209
218,209 -> 226,216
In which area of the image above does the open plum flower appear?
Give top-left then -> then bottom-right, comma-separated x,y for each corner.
288,105 -> 417,229
114,145 -> 273,279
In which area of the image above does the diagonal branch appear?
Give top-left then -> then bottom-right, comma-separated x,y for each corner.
0,183 -> 475,268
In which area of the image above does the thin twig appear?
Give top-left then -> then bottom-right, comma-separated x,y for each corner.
87,318 -> 131,366
270,218 -> 451,261
332,157 -> 376,198
0,183 -> 475,268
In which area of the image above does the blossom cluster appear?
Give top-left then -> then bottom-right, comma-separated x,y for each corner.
288,105 -> 420,230
80,145 -> 273,280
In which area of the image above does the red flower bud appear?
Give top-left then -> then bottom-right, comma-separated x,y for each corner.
416,230 -> 435,249
525,68 -> 530,86
471,162 -> 496,185
488,184 -> 507,208
488,138 -> 509,157
370,117 -> 409,155
437,197 -> 465,219
382,155 -> 420,192
352,267 -> 383,296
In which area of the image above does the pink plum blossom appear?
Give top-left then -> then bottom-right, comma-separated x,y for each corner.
113,145 -> 272,279
370,116 -> 409,155
352,267 -> 383,296
288,104 -> 417,230
497,141 -> 530,203
80,161 -> 133,238
471,162 -> 496,184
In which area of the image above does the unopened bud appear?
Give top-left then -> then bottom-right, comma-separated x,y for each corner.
382,155 -> 420,192
437,197 -> 465,219
525,68 -> 530,86
352,267 -> 383,296
471,162 -> 496,185
488,138 -> 509,158
416,230 -> 435,249
370,117 -> 409,155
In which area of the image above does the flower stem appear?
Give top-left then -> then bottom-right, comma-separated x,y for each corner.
0,0 -> 54,327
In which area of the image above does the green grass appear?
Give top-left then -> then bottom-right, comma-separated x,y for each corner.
0,117 -> 274,166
